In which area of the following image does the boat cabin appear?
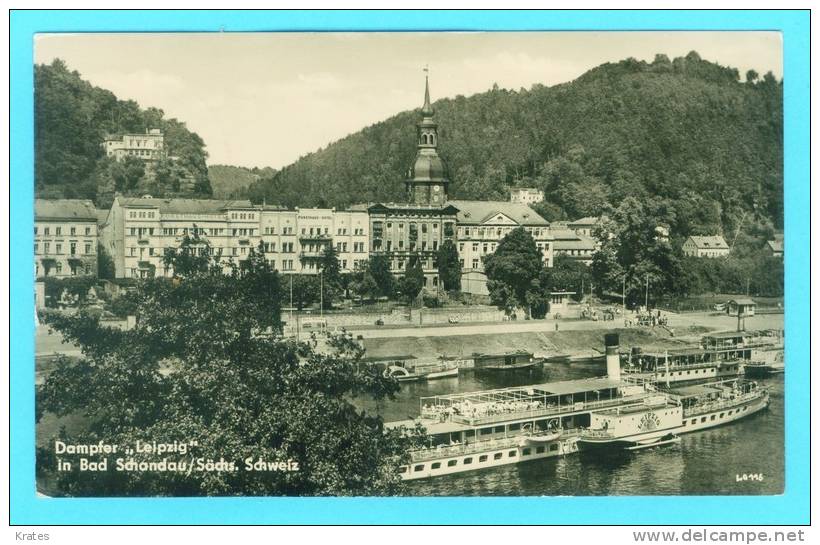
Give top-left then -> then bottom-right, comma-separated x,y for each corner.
472,351 -> 536,369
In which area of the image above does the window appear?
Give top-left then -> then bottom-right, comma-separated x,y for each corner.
414,465 -> 424,472
535,446 -> 545,454
479,428 -> 492,436
447,460 -> 457,467
44,227 -> 50,236
34,243 -> 39,254
522,448 -> 531,456
56,227 -> 62,235
70,227 -> 76,236
493,453 -> 503,460
69,242 -> 76,255
55,243 -> 62,254
56,262 -> 62,274
431,462 -> 441,470
479,455 -> 488,463
550,444 -> 559,452
508,450 -> 517,458
463,457 -> 473,465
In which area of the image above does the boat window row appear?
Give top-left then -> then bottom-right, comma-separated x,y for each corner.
683,405 -> 749,426
401,444 -> 560,473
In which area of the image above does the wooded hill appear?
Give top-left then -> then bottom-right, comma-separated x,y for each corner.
35,59 -> 212,207
246,52 -> 783,240
208,165 -> 277,199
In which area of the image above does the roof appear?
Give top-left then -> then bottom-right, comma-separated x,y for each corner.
703,330 -> 748,339
549,230 -> 597,250
509,187 -> 542,193
35,199 -> 97,222
568,216 -> 600,226
96,209 -> 109,226
728,298 -> 756,305
767,239 -> 784,252
686,235 -> 729,249
366,202 -> 459,214
117,197 -> 254,214
448,200 -> 549,226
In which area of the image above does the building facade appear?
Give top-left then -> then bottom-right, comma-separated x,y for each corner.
549,228 -> 598,265
451,200 -> 553,294
509,187 -> 544,204
101,196 -> 368,278
103,129 -> 165,161
682,235 -> 730,258
34,199 -> 98,278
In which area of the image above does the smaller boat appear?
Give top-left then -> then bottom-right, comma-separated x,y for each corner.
544,354 -> 571,364
743,361 -> 785,377
384,357 -> 461,382
473,350 -> 543,371
625,434 -> 681,451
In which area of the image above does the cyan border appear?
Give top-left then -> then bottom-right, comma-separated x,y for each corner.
10,9 -> 810,525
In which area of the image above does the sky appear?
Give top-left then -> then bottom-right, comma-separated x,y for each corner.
34,32 -> 782,170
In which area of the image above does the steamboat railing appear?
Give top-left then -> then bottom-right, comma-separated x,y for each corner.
408,429 -> 582,462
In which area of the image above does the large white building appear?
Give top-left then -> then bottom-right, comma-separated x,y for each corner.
509,187 -> 544,204
101,196 -> 368,278
34,199 -> 98,278
102,129 -> 165,161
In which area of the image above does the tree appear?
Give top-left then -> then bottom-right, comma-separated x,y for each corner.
286,274 -> 320,311
398,255 -> 424,303
319,244 -> 342,307
162,229 -> 214,277
37,248 -> 412,496
367,255 -> 395,299
436,240 -> 461,292
483,227 -> 545,315
589,198 -> 682,306
351,272 -> 378,304
542,254 -> 590,301
97,243 -> 115,279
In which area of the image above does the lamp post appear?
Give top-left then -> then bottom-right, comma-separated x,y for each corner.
645,273 -> 650,311
622,275 -> 626,312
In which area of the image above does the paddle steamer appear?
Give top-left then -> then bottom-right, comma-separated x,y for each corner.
388,333 -> 771,480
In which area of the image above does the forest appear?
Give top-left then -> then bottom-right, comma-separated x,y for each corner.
35,59 -> 212,207
246,52 -> 782,241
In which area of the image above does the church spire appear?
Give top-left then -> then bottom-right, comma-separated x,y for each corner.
421,68 -> 433,116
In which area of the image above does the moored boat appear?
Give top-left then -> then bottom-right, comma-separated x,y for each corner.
577,379 -> 769,450
473,350 -> 543,371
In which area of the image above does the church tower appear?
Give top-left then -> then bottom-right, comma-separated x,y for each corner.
405,74 -> 450,205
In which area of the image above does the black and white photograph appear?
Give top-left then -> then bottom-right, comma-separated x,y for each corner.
32,31 -> 785,498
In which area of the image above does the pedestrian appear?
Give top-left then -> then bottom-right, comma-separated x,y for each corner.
555,322 -> 559,332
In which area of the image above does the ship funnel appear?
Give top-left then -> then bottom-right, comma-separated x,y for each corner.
605,333 -> 621,381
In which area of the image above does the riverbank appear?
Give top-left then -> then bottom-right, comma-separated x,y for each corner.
361,325 -> 709,360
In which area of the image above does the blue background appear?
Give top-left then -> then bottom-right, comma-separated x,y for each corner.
10,9 -> 810,525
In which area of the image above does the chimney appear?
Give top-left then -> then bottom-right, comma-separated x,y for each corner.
605,333 -> 621,381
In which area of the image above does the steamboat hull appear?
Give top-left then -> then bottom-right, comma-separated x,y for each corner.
578,390 -> 769,451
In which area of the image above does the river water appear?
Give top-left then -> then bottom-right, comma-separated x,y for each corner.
356,360 -> 785,496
